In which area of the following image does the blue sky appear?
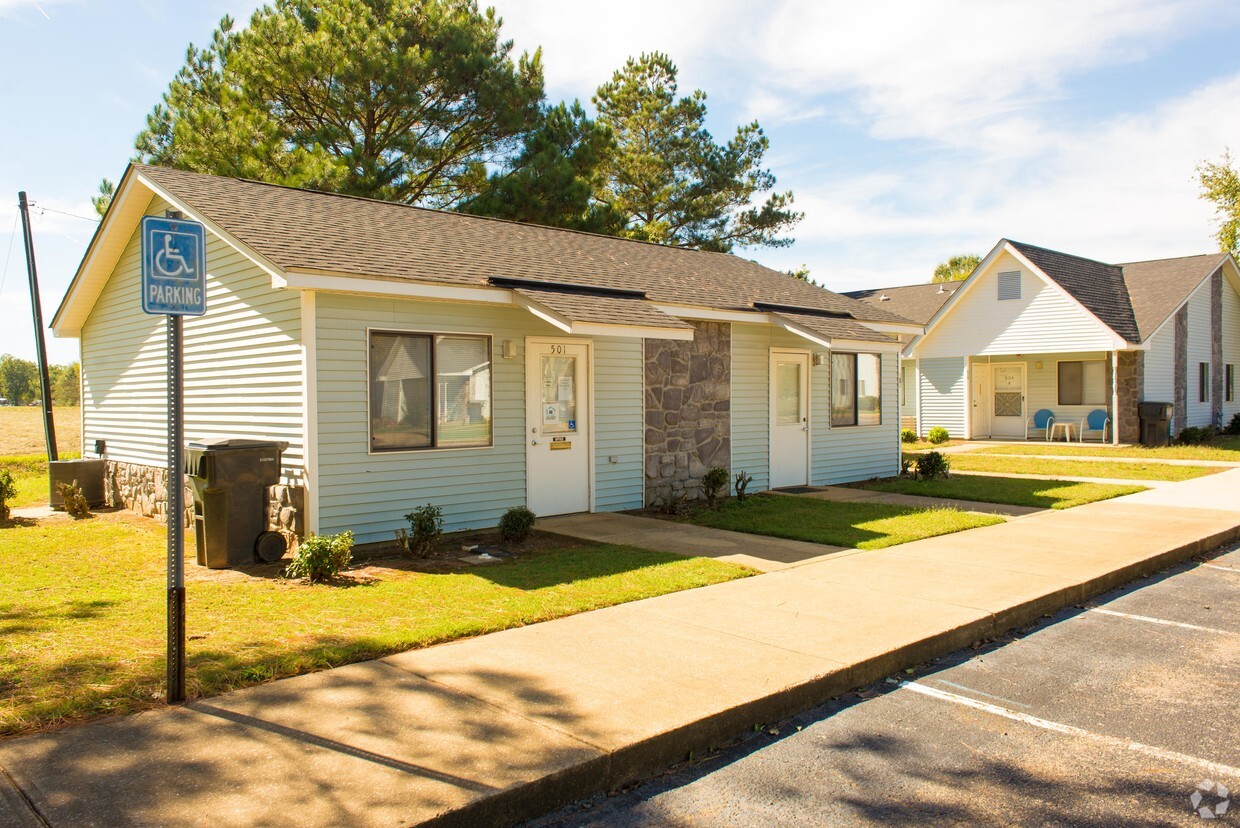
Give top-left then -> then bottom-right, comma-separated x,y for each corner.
2,0 -> 1239,363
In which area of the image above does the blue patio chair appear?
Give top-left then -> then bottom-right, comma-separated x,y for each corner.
1027,408 -> 1055,441
1079,409 -> 1110,443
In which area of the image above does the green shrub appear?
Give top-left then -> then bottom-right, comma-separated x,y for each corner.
0,470 -> 16,522
498,505 -> 536,544
734,470 -> 754,503
702,466 -> 729,507
900,457 -> 914,477
1177,426 -> 1215,445
1225,413 -> 1240,436
284,531 -> 354,583
901,428 -> 917,444
927,426 -> 950,445
55,479 -> 90,518
396,504 -> 443,558
915,451 -> 951,480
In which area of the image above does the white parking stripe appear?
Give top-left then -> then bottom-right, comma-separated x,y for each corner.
900,681 -> 1240,779
1202,563 -> 1237,573
1087,607 -> 1235,636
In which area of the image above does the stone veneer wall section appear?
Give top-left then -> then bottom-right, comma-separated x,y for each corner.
1212,270 -> 1224,426
105,460 -> 303,544
644,321 -> 731,505
1174,307 -> 1188,434
1115,350 -> 1143,443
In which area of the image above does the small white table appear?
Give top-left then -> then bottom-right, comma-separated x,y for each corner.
1049,422 -> 1076,442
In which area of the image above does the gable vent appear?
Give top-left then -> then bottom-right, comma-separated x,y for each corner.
997,271 -> 1021,301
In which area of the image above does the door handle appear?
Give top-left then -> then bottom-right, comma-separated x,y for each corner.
531,440 -> 540,446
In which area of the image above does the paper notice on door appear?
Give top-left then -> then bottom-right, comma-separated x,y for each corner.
557,376 -> 574,401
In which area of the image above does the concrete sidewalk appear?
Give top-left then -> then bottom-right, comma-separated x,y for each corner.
2,472 -> 1238,828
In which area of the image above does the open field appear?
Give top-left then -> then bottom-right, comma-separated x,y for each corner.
932,453 -> 1225,482
680,494 -> 1003,550
0,509 -> 753,739
852,476 -> 1146,510
0,405 -> 80,456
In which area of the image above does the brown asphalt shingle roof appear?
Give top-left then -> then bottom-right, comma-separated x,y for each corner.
136,164 -> 911,326
843,282 -> 958,325
1006,240 -> 1141,343
1117,253 -> 1229,340
512,286 -> 692,330
771,311 -> 895,344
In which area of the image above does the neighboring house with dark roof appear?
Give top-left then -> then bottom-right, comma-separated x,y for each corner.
844,282 -> 959,428
887,238 -> 1240,443
51,164 -> 922,549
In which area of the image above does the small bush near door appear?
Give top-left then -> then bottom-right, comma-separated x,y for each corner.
901,428 -> 917,443
397,504 -> 444,558
702,466 -> 729,508
498,505 -> 536,544
927,426 -> 950,444
915,451 -> 951,480
1177,426 -> 1215,445
285,531 -> 354,583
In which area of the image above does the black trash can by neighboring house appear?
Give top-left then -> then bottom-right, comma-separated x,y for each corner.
185,438 -> 289,568
1138,402 -> 1173,447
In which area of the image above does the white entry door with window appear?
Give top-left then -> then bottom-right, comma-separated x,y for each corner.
526,340 -> 590,516
971,364 -> 991,438
991,363 -> 1026,438
770,351 -> 810,488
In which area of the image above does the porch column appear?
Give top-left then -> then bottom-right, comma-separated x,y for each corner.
1111,350 -> 1120,445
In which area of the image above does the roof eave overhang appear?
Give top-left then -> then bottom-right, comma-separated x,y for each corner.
771,315 -> 902,353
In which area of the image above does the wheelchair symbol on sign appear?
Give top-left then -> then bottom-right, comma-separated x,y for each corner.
154,232 -> 195,279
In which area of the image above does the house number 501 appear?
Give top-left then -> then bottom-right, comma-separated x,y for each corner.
548,345 -> 567,354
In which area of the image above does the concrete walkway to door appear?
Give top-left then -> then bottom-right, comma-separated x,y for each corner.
2,473 -> 1238,828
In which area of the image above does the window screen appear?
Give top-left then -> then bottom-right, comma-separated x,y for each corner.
831,353 -> 881,426
1058,360 -> 1107,406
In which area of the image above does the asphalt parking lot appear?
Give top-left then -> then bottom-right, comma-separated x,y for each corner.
531,542 -> 1240,827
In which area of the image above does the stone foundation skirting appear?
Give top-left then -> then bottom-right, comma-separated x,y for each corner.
104,460 -> 303,544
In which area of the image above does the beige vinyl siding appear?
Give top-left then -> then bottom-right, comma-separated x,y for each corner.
730,322 -> 773,491
918,252 -> 1118,358
1224,273 -> 1240,422
80,196 -> 304,477
1143,326 -> 1176,404
1186,280 -> 1213,427
314,293 -> 644,543
814,351 -> 899,484
593,336 -> 645,511
918,357 -> 966,438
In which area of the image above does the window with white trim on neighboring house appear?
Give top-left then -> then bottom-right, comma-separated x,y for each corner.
368,331 -> 492,451
1058,360 -> 1107,406
1199,362 -> 1210,403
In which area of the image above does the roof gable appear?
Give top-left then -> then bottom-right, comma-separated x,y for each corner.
1118,253 -> 1229,340
1006,240 -> 1140,343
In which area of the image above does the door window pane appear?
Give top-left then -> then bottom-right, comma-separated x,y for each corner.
541,355 -> 577,434
370,333 -> 432,450
857,354 -> 882,426
832,353 -> 856,426
776,361 -> 801,425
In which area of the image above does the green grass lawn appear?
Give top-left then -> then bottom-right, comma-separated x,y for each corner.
1,453 -> 80,509
903,439 -> 962,451
0,513 -> 752,738
969,437 -> 1240,463
683,494 -> 1003,550
853,476 -> 1145,510
943,453 -> 1224,482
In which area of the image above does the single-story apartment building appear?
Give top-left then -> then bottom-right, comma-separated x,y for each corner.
848,239 -> 1240,443
51,164 -> 923,546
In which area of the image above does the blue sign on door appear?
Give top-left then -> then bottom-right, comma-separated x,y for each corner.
141,216 -> 207,316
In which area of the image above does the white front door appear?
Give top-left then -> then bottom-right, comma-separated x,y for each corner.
991,363 -> 1027,438
770,351 -> 810,488
526,340 -> 591,516
971,363 -> 991,438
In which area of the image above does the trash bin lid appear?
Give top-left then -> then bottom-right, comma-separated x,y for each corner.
187,437 -> 290,451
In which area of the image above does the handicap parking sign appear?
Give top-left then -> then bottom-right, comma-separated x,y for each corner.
141,215 -> 207,316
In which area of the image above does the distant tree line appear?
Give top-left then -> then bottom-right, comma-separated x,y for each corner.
95,0 -> 801,254
0,355 -> 79,406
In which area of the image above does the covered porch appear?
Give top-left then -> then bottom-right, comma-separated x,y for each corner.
963,351 -> 1141,444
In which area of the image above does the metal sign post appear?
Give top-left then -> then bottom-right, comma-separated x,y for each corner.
140,214 -> 207,704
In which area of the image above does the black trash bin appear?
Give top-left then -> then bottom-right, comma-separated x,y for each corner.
1138,402 -> 1173,447
185,438 -> 290,568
